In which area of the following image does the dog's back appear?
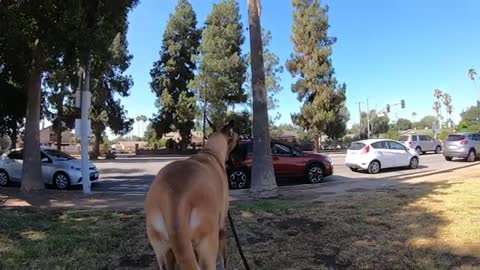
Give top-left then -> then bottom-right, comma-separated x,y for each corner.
145,132 -> 234,270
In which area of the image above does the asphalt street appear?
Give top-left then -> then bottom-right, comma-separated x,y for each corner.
89,153 -> 479,194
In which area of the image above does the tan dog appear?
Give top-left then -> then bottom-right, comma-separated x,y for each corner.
145,120 -> 239,270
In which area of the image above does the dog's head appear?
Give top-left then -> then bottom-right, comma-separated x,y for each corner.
207,118 -> 240,157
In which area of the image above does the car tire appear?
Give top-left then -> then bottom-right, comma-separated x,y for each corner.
367,160 -> 381,174
415,147 -> 422,155
444,156 -> 453,161
53,172 -> 70,190
435,146 -> 442,154
228,167 -> 250,190
0,169 -> 9,186
306,163 -> 324,184
467,150 -> 476,162
409,157 -> 419,169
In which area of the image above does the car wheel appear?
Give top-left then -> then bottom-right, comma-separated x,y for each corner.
0,169 -> 9,186
306,163 -> 324,184
467,150 -> 476,162
409,157 -> 419,169
435,146 -> 442,154
228,167 -> 250,190
53,172 -> 70,190
444,156 -> 453,161
415,147 -> 422,155
349,167 -> 358,172
367,160 -> 381,174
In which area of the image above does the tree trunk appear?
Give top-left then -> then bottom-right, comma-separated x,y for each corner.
248,0 -> 278,199
9,127 -> 17,150
21,68 -> 44,192
55,92 -> 65,150
313,132 -> 320,153
93,130 -> 101,159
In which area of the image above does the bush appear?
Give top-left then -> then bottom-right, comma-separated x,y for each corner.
157,138 -> 167,148
165,138 -> 175,149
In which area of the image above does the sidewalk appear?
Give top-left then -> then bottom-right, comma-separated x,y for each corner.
1,164 -> 479,210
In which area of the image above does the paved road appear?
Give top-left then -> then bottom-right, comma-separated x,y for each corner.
89,153 -> 479,194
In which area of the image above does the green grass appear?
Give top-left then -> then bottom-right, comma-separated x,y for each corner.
1,178 -> 479,269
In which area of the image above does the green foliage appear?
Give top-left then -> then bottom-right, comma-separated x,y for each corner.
286,0 -> 348,143
359,110 -> 390,138
165,138 -> 175,150
325,84 -> 350,139
150,0 -> 201,149
192,0 -> 247,128
456,106 -> 480,132
382,130 -> 400,140
225,110 -> 252,138
416,115 -> 437,129
396,118 -> 413,131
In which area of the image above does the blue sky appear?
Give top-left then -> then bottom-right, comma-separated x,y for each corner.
120,0 -> 480,136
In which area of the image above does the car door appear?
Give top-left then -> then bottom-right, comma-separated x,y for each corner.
423,135 -> 435,152
471,134 -> 480,156
271,142 -> 295,177
41,151 -> 55,184
5,150 -> 23,181
387,141 -> 411,167
370,141 -> 395,168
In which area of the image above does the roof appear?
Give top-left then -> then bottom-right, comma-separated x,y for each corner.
353,139 -> 399,144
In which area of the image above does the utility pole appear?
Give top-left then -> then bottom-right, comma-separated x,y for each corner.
356,101 -> 364,137
367,99 -> 371,139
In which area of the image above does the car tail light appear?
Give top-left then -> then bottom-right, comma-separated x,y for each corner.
361,145 -> 370,154
408,141 -> 413,146
460,140 -> 468,145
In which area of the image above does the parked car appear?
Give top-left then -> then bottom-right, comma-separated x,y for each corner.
398,133 -> 442,155
0,147 -> 99,189
345,139 -> 419,174
226,139 -> 333,189
443,132 -> 480,162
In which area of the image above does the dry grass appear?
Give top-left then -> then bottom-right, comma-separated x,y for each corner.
1,179 -> 479,270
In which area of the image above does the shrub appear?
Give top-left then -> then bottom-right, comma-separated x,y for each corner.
166,138 -> 175,149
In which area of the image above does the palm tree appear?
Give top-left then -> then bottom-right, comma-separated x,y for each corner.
433,89 -> 443,131
248,0 -> 277,198
468,68 -> 477,88
135,116 -> 141,138
411,112 -> 417,129
442,93 -> 453,129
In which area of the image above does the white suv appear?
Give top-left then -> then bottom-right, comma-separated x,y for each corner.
399,134 -> 442,155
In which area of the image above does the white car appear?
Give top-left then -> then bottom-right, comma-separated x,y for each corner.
345,139 -> 419,174
0,147 -> 99,190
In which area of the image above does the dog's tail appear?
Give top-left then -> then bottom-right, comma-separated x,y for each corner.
166,199 -> 198,270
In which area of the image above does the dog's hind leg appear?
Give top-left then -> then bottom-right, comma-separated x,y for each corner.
197,229 -> 220,270
147,222 -> 172,270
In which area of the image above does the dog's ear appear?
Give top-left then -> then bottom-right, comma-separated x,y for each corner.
221,120 -> 235,137
206,117 -> 217,132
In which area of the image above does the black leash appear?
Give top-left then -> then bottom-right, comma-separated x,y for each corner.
228,210 -> 251,270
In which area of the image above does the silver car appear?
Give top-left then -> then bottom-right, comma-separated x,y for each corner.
0,147 -> 99,189
443,132 -> 480,162
399,133 -> 442,155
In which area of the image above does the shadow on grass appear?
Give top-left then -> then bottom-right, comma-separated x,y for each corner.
226,180 -> 480,270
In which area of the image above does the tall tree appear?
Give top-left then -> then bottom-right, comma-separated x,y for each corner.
192,0 -> 247,129
468,68 -> 477,89
0,0 -> 70,191
417,115 -> 437,129
396,118 -> 413,131
286,0 -> 345,152
433,89 -> 443,130
441,92 -> 453,128
90,32 -> 134,158
245,28 -> 284,120
248,0 -> 277,198
360,110 -> 390,138
324,83 -> 349,140
150,0 -> 201,151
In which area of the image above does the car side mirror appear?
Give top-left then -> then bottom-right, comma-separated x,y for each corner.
41,157 -> 50,163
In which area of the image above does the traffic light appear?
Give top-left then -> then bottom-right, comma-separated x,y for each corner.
401,99 -> 405,109
386,104 -> 390,113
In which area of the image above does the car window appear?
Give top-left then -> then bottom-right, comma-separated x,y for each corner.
349,142 -> 366,150
468,134 -> 480,141
7,150 -> 23,160
447,134 -> 465,141
387,141 -> 406,150
399,135 -> 409,142
419,135 -> 431,141
371,141 -> 389,149
43,149 -> 75,161
271,143 -> 292,155
412,136 -> 418,141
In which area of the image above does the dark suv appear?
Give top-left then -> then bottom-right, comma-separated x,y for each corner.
226,139 -> 333,189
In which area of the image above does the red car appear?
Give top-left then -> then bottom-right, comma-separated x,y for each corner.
226,139 -> 334,189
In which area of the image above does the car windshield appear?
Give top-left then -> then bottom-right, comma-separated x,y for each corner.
349,142 -> 366,150
43,149 -> 75,161
398,135 -> 409,141
446,135 -> 465,141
